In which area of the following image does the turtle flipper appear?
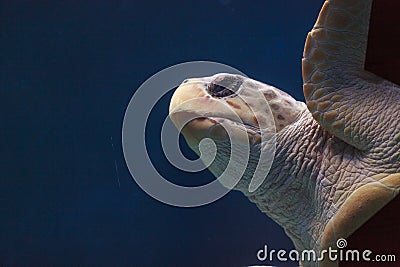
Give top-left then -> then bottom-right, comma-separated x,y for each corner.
302,0 -> 400,150
319,173 -> 400,266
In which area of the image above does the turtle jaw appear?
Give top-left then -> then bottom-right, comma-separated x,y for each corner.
169,112 -> 262,152
169,75 -> 262,150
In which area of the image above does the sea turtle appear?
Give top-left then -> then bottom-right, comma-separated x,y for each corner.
169,0 -> 400,266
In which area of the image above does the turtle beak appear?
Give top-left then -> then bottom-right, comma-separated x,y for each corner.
170,78 -> 210,147
169,79 -> 228,147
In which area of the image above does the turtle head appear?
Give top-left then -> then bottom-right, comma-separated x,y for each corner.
169,73 -> 305,189
170,73 -> 306,147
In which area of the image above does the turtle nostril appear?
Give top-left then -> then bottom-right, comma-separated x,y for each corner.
207,75 -> 243,98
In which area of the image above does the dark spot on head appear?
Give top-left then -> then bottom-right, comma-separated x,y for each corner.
182,79 -> 189,84
277,114 -> 285,120
279,124 -> 285,128
284,100 -> 293,106
206,95 -> 211,98
270,103 -> 280,111
264,90 -> 277,100
226,100 -> 241,109
252,116 -> 259,125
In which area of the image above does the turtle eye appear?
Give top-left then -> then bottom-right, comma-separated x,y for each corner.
207,83 -> 235,97
207,75 -> 243,98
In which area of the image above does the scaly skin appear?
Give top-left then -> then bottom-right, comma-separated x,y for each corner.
244,108 -> 400,253
169,0 -> 400,266
170,74 -> 400,266
303,0 -> 400,151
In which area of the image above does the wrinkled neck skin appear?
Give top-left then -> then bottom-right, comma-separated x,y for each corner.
203,105 -> 384,253
234,109 -> 363,252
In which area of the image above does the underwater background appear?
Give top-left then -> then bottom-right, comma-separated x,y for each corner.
1,1 -> 323,266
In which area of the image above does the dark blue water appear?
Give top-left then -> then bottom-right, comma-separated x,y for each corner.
1,1 -> 322,266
